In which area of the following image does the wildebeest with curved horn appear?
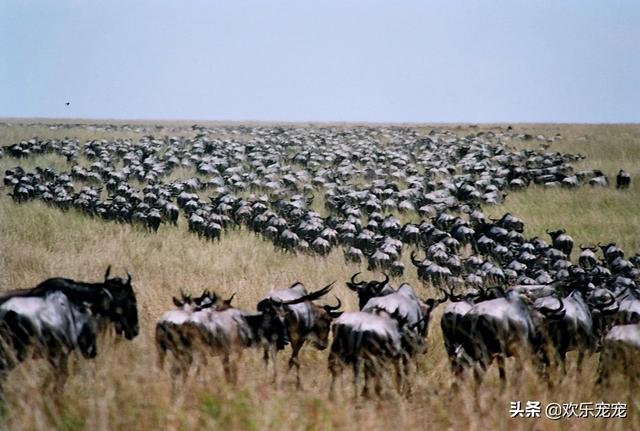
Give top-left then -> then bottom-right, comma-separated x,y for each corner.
257,281 -> 342,388
328,287 -> 447,398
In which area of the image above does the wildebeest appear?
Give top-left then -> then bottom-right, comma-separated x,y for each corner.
578,244 -> 599,270
597,323 -> 640,386
0,291 -> 97,389
461,289 -> 565,386
547,229 -> 574,259
540,288 -> 617,373
191,303 -> 288,383
257,282 -> 342,388
329,275 -> 446,398
616,170 -> 631,189
328,311 -> 404,399
155,290 -> 231,380
0,266 -> 139,389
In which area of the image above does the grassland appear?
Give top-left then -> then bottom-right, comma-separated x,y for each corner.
0,121 -> 639,430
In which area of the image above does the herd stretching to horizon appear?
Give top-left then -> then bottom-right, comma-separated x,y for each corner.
0,124 -> 638,400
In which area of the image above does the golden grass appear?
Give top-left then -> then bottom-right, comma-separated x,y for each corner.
0,122 -> 638,430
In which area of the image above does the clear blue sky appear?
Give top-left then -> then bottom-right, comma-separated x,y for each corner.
1,1 -> 638,123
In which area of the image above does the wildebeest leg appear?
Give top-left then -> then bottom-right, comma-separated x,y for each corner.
156,345 -> 166,370
263,346 -> 270,370
263,345 -> 279,385
576,350 -> 585,374
472,360 -> 486,387
328,351 -> 341,401
558,350 -> 567,375
46,353 -> 69,395
288,339 -> 304,390
496,355 -> 506,389
222,353 -> 232,383
270,345 -> 279,386
231,350 -> 242,384
394,359 -> 404,394
362,362 -> 374,399
373,363 -> 383,398
402,356 -> 412,397
353,358 -> 362,400
595,351 -> 610,387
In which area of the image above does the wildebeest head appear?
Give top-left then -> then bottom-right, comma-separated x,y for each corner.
102,266 -> 139,340
253,298 -> 289,350
417,289 -> 449,336
531,295 -> 566,324
546,229 -> 566,241
308,296 -> 343,350
346,272 -> 390,310
588,288 -> 619,317
274,282 -> 341,350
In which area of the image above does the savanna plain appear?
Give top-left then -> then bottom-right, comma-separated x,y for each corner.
0,121 -> 639,431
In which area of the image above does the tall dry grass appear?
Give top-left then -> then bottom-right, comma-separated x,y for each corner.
0,122 -> 638,430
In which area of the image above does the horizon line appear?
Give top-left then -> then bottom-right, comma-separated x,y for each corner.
1,116 -> 638,127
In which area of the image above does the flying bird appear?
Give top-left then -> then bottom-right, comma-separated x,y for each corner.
65,102 -> 70,106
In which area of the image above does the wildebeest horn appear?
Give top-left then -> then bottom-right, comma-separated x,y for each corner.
422,290 -> 448,311
598,291 -> 616,308
540,297 -> 564,316
410,251 -> 422,267
281,281 -> 336,305
127,272 -> 132,284
409,314 -> 428,330
346,272 -> 365,291
434,288 -> 449,304
224,292 -> 236,305
444,286 -> 461,302
324,296 -> 342,312
104,265 -> 112,280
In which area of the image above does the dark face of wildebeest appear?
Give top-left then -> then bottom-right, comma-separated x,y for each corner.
102,266 -> 139,340
346,272 -> 391,310
308,297 -> 343,350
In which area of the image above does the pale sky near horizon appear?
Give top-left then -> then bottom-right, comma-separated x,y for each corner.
1,1 -> 638,123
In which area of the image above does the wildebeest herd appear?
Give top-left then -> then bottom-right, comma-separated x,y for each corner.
0,124 -> 638,400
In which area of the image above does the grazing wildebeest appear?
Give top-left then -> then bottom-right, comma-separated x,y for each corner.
616,170 -> 631,189
257,281 -> 342,388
